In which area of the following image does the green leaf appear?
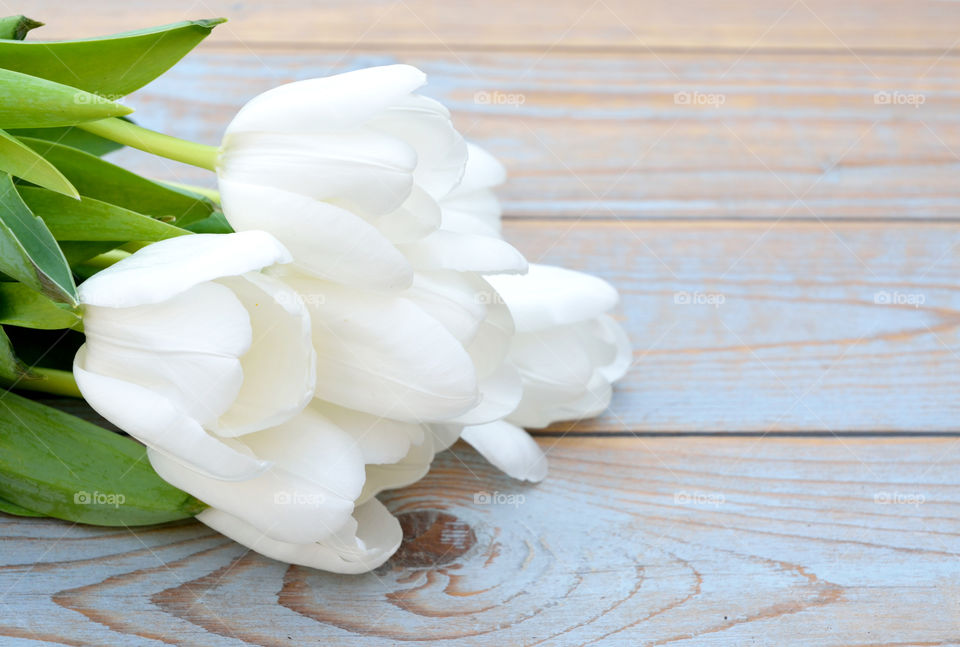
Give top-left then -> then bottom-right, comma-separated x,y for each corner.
0,175 -> 77,304
0,15 -> 43,40
0,496 -> 45,517
185,210 -> 233,234
7,125 -> 123,156
0,68 -> 132,129
59,241 -> 121,266
0,390 -> 206,526
0,283 -> 80,330
17,138 -> 215,225
19,186 -> 190,242
0,19 -> 225,97
0,129 -> 78,197
0,325 -> 26,381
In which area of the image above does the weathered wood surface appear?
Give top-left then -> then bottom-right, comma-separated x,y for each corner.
25,0 -> 960,52
3,1 -> 960,645
505,220 -> 960,433
2,437 -> 959,646
103,49 -> 960,220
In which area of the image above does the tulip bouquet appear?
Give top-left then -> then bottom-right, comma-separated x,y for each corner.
0,16 -> 631,572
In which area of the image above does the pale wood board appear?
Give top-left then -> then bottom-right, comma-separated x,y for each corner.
98,49 -> 960,220
19,0 -> 960,52
1,1 -> 959,644
1,437 -> 958,646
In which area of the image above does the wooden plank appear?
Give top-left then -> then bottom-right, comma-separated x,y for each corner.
20,0 -> 960,52
502,219 -> 960,433
1,436 -> 957,645
103,49 -> 960,220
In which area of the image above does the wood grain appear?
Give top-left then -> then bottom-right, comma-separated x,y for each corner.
18,0 -> 960,52
503,219 -> 960,433
1,436 -> 958,646
94,49 -> 960,220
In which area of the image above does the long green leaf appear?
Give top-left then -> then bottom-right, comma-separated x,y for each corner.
0,496 -> 45,517
0,129 -> 77,197
0,175 -> 77,304
17,138 -> 215,225
0,325 -> 25,381
59,241 -> 122,266
0,19 -> 225,97
0,68 -> 132,129
0,15 -> 43,40
0,283 -> 80,330
19,186 -> 190,242
7,125 -> 124,156
0,390 -> 206,526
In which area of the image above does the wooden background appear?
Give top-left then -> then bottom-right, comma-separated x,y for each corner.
3,1 -> 960,644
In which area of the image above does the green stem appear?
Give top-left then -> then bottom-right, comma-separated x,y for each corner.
14,368 -> 82,398
78,118 -> 219,172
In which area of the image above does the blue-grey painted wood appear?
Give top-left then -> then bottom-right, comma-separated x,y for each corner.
503,219 -> 960,432
0,437 -> 957,645
97,49 -> 960,221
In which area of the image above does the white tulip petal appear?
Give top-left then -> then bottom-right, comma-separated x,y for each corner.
461,420 -> 547,482
486,263 -> 619,332
74,349 -> 267,481
312,401 -> 425,465
399,230 -> 527,275
225,64 -> 427,135
404,271 -> 486,344
450,364 -> 522,425
369,94 -> 467,199
196,498 -> 403,574
77,232 -> 291,308
81,280 -> 252,358
440,194 -> 503,238
375,185 -> 442,244
220,180 -> 413,290
464,280 -> 515,377
149,418 -> 361,546
213,274 -> 317,436
286,277 -> 480,421
81,282 -> 251,427
595,314 -> 633,383
220,130 -> 416,217
238,405 -> 366,502
509,370 -> 612,429
509,326 -> 596,393
428,424 -> 463,452
447,142 -> 507,198
357,437 -> 435,505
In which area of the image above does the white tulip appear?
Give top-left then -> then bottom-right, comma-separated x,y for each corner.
217,64 -> 527,290
441,143 -> 633,481
73,232 -> 317,482
217,64 -> 528,425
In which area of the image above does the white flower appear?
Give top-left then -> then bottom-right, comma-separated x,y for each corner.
216,64 -> 528,425
73,232 -> 316,481
217,64 -> 526,290
441,144 -> 633,481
